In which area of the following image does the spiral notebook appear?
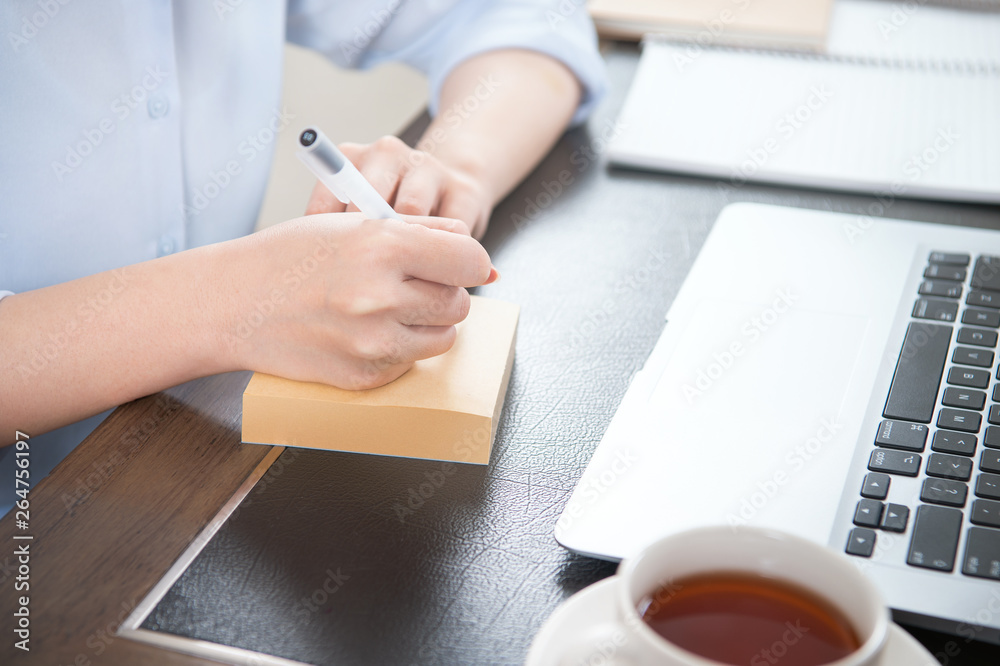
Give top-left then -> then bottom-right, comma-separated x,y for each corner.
608,1 -> 1000,204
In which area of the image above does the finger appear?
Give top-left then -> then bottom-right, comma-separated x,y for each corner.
398,280 -> 471,327
349,324 -> 457,385
305,180 -> 348,215
400,214 -> 471,236
398,224 -> 494,287
437,187 -> 487,236
393,166 -> 445,217
351,137 -> 409,209
400,324 -> 459,361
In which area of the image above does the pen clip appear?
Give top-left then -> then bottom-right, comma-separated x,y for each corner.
320,174 -> 352,206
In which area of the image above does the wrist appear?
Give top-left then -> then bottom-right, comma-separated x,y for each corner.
170,238 -> 254,377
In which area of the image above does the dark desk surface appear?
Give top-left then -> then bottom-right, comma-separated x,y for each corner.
3,41 -> 1000,666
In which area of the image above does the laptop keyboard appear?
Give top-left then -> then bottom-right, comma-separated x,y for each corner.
846,252 -> 1000,578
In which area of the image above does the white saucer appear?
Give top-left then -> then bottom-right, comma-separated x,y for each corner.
527,576 -> 938,666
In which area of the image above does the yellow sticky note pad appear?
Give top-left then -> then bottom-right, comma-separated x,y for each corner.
241,296 -> 519,465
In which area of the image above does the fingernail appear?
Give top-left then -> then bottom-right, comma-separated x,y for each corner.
485,266 -> 501,284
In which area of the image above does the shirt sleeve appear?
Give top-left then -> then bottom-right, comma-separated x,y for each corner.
287,0 -> 607,127
0,291 -> 13,302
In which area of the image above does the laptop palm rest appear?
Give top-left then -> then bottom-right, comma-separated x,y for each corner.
556,298 -> 870,561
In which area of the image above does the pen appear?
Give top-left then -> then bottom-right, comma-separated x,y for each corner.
297,126 -> 400,221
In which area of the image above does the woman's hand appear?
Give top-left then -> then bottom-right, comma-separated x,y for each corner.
224,212 -> 497,390
305,136 -> 493,240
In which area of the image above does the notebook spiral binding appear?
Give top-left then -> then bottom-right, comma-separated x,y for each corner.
644,35 -> 1000,77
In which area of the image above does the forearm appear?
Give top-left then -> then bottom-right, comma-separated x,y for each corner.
420,49 -> 582,207
0,243 -> 238,441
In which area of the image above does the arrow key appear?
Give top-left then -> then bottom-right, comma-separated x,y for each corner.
861,472 -> 890,500
880,503 -> 909,532
854,499 -> 884,527
846,527 -> 877,558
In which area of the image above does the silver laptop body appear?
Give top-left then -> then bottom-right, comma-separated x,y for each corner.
556,203 -> 1000,642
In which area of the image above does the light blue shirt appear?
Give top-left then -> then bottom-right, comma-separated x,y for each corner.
0,0 -> 606,515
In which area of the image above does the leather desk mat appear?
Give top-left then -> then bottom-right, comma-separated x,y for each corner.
139,43 -> 1000,665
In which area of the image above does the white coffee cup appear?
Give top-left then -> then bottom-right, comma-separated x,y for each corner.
558,526 -> 890,666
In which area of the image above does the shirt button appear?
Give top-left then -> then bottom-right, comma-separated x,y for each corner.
157,236 -> 176,257
148,94 -> 170,119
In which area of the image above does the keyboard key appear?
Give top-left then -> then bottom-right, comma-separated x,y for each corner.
926,453 -> 974,481
947,366 -> 990,389
957,327 -> 998,348
920,478 -> 968,506
919,281 -> 962,298
968,290 -> 1000,309
912,298 -> 958,322
990,405 -> 1000,426
975,473 -> 1000,500
981,450 -> 1000,474
925,265 -> 966,281
907,505 -> 962,571
971,256 -> 1000,292
929,252 -> 970,266
875,420 -> 927,452
880,503 -> 909,532
931,430 -> 977,456
971,499 -> 1000,528
936,408 -> 981,433
868,449 -> 921,476
963,307 -> 1000,328
861,472 -> 890,499
953,347 -> 995,368
846,528 -> 876,557
883,323 -> 952,423
854,499 -> 884,527
962,528 -> 1000,580
987,426 -> 1000,449
941,387 -> 986,411
994,385 -> 1000,402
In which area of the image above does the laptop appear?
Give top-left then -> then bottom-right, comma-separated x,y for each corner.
556,202 -> 1000,643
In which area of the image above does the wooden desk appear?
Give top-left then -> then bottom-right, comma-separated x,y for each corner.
3,42 -> 1000,665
